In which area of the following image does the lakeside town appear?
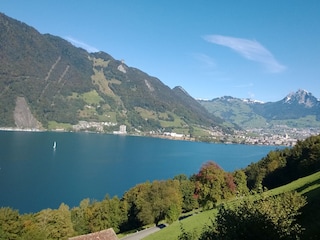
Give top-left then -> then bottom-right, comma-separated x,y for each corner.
1,120 -> 319,147
225,127 -> 320,146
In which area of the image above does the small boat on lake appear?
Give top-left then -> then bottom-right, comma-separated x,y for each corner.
53,141 -> 57,150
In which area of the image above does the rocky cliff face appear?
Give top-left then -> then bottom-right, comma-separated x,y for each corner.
282,89 -> 319,108
14,97 -> 42,129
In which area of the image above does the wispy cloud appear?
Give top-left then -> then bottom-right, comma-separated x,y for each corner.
194,53 -> 216,69
203,35 -> 286,73
64,36 -> 99,53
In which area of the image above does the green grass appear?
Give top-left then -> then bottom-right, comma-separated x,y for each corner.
144,210 -> 217,240
159,117 -> 184,128
266,171 -> 320,196
82,90 -> 103,105
192,126 -> 211,137
69,90 -> 103,105
143,171 -> 320,240
97,111 -> 117,122
134,107 -> 186,129
47,121 -> 72,130
271,115 -> 320,128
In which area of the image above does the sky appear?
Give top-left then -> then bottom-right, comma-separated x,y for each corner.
1,1 -> 320,102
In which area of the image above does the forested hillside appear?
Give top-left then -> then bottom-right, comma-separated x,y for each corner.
245,134 -> 320,190
0,13 -> 225,136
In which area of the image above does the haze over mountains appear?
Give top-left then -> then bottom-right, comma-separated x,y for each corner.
1,12 -> 320,137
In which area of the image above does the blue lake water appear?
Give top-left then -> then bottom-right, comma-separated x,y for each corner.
0,131 -> 282,213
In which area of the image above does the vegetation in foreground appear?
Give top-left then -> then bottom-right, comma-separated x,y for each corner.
1,135 -> 320,239
146,171 -> 320,240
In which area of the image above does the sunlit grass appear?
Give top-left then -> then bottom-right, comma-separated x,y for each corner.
47,121 -> 72,130
143,171 -> 320,240
82,90 -> 103,105
144,209 -> 217,240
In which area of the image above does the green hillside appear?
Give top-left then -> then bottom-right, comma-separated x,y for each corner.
0,13 -> 225,136
144,171 -> 320,240
199,92 -> 320,130
199,97 -> 267,129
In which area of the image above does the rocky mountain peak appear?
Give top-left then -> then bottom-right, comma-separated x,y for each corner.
283,89 -> 318,108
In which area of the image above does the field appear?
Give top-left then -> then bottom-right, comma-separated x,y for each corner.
143,171 -> 320,240
47,121 -> 73,130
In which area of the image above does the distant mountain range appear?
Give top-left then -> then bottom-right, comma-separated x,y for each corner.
0,13 -> 228,136
199,89 -> 320,129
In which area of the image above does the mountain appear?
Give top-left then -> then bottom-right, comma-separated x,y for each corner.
252,89 -> 320,120
199,90 -> 320,129
0,13 -> 225,135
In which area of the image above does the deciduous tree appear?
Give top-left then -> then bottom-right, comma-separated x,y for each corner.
0,207 -> 22,240
195,161 -> 236,209
174,174 -> 198,212
123,180 -> 182,226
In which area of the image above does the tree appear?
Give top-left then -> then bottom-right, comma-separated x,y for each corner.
0,207 -> 22,240
20,214 -> 46,240
35,203 -> 74,240
174,174 -> 198,212
144,180 -> 182,225
232,170 -> 249,196
199,191 -> 307,240
71,198 -> 91,235
54,203 -> 74,239
122,182 -> 150,229
245,135 -> 320,191
99,196 -> 128,233
123,180 -> 183,226
195,161 -> 236,209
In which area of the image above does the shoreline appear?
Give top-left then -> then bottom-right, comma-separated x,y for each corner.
0,127 -> 292,147
0,127 -> 44,132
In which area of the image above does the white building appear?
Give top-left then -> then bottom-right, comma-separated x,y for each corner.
113,125 -> 127,134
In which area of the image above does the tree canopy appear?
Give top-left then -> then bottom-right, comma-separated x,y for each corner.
195,161 -> 236,209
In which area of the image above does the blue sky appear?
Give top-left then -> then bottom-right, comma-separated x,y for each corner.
2,1 -> 320,102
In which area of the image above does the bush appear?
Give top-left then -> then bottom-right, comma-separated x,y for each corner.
199,191 -> 306,240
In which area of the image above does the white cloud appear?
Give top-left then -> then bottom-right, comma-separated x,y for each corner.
64,36 -> 99,53
203,35 -> 286,73
194,53 -> 216,69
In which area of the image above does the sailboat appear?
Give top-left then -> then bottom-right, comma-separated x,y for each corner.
53,141 -> 57,150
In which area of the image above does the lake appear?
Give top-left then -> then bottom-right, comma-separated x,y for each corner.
0,131 -> 282,213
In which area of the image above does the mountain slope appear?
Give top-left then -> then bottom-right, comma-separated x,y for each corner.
199,96 -> 267,129
252,89 -> 320,120
0,13 -> 224,134
199,90 -> 320,129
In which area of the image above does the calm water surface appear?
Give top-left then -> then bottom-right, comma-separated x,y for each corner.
0,131 -> 282,213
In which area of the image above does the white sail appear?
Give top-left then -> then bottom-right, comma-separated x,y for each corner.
53,141 -> 57,149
